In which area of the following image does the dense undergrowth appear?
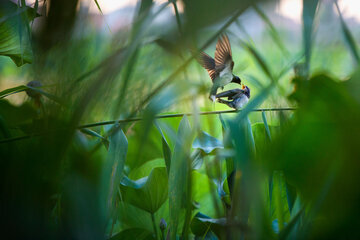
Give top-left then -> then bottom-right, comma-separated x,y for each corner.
1,0 -> 360,239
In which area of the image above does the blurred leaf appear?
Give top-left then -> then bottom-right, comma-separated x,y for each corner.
190,212 -> 226,239
129,158 -> 165,180
93,0 -> 104,15
0,1 -> 38,66
0,100 -> 37,127
302,0 -> 319,76
192,131 -> 223,154
261,111 -> 271,141
155,122 -> 171,175
0,85 -> 27,99
334,1 -> 359,65
219,114 -> 234,178
253,5 -> 289,58
169,116 -> 193,239
126,122 -> 163,169
120,167 -> 168,214
278,208 -> 303,240
117,203 -> 153,232
80,128 -> 105,140
272,171 -> 288,232
241,41 -> 274,81
26,86 -> 64,105
183,0 -> 261,33
80,128 -> 108,148
102,128 -> 128,215
110,228 -> 155,240
191,171 -> 223,217
285,182 -> 296,214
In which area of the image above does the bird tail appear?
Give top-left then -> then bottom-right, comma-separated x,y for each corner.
217,98 -> 231,107
209,84 -> 218,101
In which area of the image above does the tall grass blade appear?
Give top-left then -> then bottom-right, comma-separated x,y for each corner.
278,208 -> 303,240
0,85 -> 27,99
334,1 -> 360,65
253,5 -> 290,58
302,0 -> 319,77
241,41 -> 274,82
155,122 -> 172,175
101,127 -> 128,217
169,116 -> 192,239
261,111 -> 271,141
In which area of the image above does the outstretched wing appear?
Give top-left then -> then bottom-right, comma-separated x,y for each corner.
214,34 -> 234,70
215,89 -> 242,99
197,52 -> 216,81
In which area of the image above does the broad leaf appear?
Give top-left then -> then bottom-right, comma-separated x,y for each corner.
0,2 -> 39,66
120,167 -> 168,214
110,228 -> 155,240
129,158 -> 165,180
192,131 -> 223,155
190,212 -> 226,239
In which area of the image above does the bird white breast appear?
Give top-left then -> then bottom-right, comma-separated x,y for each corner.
218,65 -> 233,86
234,95 -> 249,109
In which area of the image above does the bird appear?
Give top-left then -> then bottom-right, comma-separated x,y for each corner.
216,84 -> 250,109
197,34 -> 241,101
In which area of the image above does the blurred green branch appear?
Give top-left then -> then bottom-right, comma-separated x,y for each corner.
0,107 -> 296,144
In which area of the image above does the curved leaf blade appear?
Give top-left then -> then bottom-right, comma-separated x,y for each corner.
120,167 -> 168,214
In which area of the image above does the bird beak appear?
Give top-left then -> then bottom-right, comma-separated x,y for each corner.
241,84 -> 246,90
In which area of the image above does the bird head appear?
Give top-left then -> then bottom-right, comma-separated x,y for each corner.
241,84 -> 250,98
232,75 -> 241,85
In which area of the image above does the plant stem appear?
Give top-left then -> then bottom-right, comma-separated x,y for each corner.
0,107 -> 296,144
151,213 -> 159,240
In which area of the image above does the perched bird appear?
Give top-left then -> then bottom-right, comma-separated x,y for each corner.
197,34 -> 241,101
216,84 -> 250,109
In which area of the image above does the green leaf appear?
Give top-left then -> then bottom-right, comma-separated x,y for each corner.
110,228 -> 155,240
117,203 -> 153,232
0,84 -> 63,105
192,131 -> 223,155
169,116 -> 193,239
120,167 -> 168,214
155,122 -> 172,175
241,42 -> 274,82
253,5 -> 289,58
334,1 -> 359,65
302,0 -> 319,77
0,100 -> 37,127
262,111 -> 272,141
26,86 -> 64,104
129,158 -> 165,180
0,2 -> 38,66
190,212 -> 226,239
101,128 -> 128,215
93,0 -> 104,15
80,128 -> 106,140
0,85 -> 27,99
80,128 -> 109,148
279,208 -> 303,240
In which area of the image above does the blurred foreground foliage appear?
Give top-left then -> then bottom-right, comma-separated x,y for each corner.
1,0 -> 360,239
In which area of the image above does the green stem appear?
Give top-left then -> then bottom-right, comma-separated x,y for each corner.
0,108 -> 297,144
151,213 -> 159,240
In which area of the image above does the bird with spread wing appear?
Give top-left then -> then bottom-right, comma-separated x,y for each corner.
197,34 -> 241,101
